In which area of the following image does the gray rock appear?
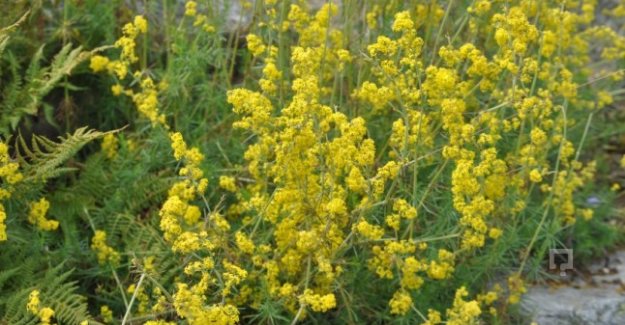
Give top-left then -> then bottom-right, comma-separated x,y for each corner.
521,251 -> 625,325
522,286 -> 625,325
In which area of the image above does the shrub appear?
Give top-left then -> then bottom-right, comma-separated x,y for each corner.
1,1 -> 625,324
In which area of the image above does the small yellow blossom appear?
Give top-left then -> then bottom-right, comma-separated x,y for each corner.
27,290 -> 55,325
133,16 -> 148,34
507,274 -> 526,304
91,230 -> 120,266
90,55 -> 110,73
489,228 -> 503,239
27,198 -> 59,231
529,169 -> 543,183
219,176 -> 237,192
100,305 -> 113,323
246,34 -> 266,57
101,133 -> 118,159
299,289 -> 336,312
389,290 -> 412,315
185,1 -> 197,16
581,208 -> 594,221
611,183 -> 621,191
111,84 -> 123,96
446,286 -> 481,325
27,290 -> 40,314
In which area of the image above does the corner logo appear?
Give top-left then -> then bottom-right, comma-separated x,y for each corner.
549,249 -> 573,277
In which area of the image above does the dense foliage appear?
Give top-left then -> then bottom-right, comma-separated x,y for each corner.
1,0 -> 625,324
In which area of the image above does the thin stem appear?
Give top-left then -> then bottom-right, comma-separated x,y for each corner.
121,272 -> 147,325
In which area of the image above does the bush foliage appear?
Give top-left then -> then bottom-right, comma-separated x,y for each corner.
1,1 -> 625,324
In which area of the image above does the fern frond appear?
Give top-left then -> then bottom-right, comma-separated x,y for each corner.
0,34 -> 9,59
16,127 -> 106,182
2,265 -> 94,325
0,266 -> 21,291
0,40 -> 90,133
0,11 -> 29,59
0,10 -> 29,35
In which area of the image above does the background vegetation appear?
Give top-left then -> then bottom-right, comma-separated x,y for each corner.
1,0 -> 625,324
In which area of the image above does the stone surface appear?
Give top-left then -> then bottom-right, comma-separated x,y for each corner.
216,0 -> 339,33
521,251 -> 625,325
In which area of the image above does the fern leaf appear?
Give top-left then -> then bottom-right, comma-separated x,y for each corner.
2,265 -> 94,325
1,41 -> 90,132
17,127 -> 106,182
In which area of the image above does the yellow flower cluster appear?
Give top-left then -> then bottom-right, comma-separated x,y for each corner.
90,15 -> 166,126
91,1 -> 624,322
224,4 -> 389,317
91,230 -> 120,266
27,290 -> 55,325
389,290 -> 413,315
507,274 -> 527,305
0,141 -> 22,241
155,130 -> 243,323
101,134 -> 118,159
117,15 -> 147,64
445,287 -> 482,325
27,198 -> 58,232
100,305 -> 113,323
298,289 -> 336,312
218,175 -> 237,193
184,1 -> 216,32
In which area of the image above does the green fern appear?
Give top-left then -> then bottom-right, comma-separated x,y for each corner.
1,264 -> 96,325
0,11 -> 28,59
15,127 -> 106,183
0,266 -> 21,292
0,19 -> 91,133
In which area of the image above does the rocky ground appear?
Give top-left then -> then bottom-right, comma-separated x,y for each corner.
521,251 -> 625,324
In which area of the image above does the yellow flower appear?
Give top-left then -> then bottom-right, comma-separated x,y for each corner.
27,290 -> 40,314
27,290 -> 55,325
611,183 -> 621,191
0,205 -> 7,241
246,34 -> 266,57
427,249 -> 455,280
100,305 -> 113,323
507,274 -> 526,304
581,208 -> 593,221
470,0 -> 491,15
494,28 -> 509,47
91,230 -> 120,266
106,60 -> 128,79
27,198 -> 58,231
489,227 -> 503,239
111,84 -> 123,96
368,36 -> 398,57
446,286 -> 481,325
530,128 -> 547,146
219,176 -> 237,192
353,81 -> 395,112
38,307 -> 55,325
423,309 -> 443,325
389,290 -> 412,315
134,15 -> 148,34
355,220 -> 384,240
101,133 -> 118,159
185,1 -> 197,16
235,231 -> 255,254
299,289 -> 336,312
529,169 -> 542,183
170,132 -> 187,161
392,11 -> 414,32
90,55 -> 110,72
